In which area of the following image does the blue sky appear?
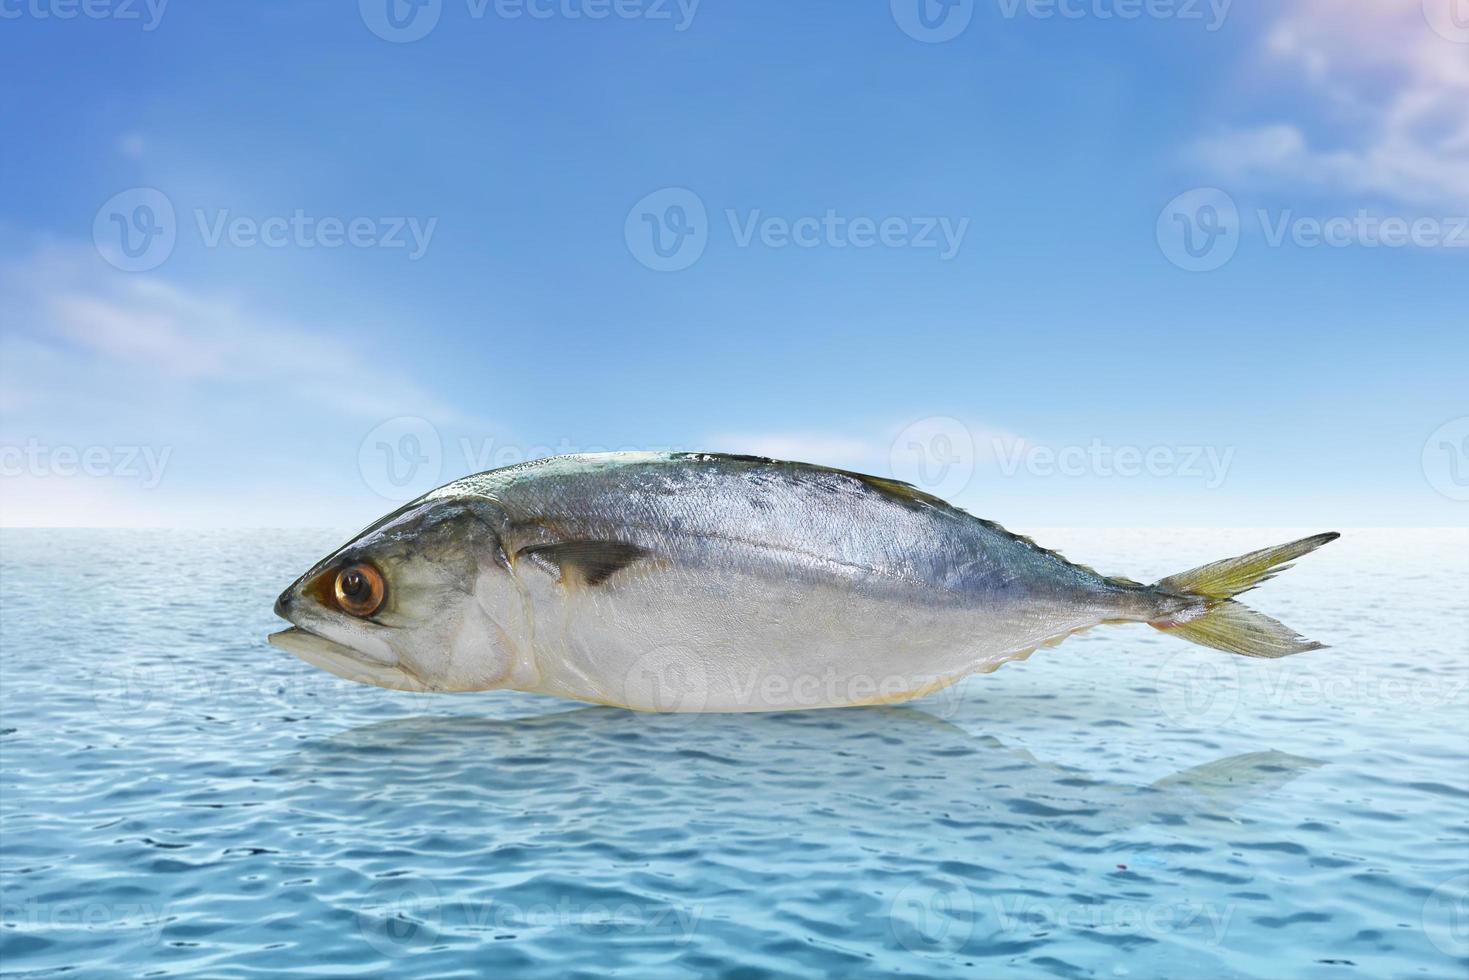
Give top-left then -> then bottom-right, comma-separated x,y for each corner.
1,0 -> 1465,528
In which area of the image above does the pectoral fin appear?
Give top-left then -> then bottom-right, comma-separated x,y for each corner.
516,540 -> 650,587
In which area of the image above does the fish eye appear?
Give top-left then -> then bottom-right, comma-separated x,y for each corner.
334,563 -> 385,617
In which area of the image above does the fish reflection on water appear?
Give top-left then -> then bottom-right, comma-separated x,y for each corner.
272,706 -> 1323,962
283,707 -> 1321,836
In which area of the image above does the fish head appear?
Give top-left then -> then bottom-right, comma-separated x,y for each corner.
269,495 -> 522,692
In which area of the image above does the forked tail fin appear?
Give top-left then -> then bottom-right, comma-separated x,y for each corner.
1150,750 -> 1325,811
1149,532 -> 1340,659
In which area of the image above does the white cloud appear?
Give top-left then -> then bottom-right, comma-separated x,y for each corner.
0,243 -> 474,527
0,243 -> 463,422
1191,0 -> 1469,209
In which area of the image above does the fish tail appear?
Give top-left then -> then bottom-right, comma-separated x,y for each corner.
1146,532 -> 1340,659
1150,750 -> 1325,809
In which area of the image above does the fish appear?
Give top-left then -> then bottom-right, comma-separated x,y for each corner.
269,452 -> 1339,711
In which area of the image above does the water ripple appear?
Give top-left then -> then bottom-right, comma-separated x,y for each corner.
1,528 -> 1466,978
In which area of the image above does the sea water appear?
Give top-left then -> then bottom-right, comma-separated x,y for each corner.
1,527 -> 1465,978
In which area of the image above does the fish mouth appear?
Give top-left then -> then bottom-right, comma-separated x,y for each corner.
268,625 -> 382,662
268,625 -> 425,692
